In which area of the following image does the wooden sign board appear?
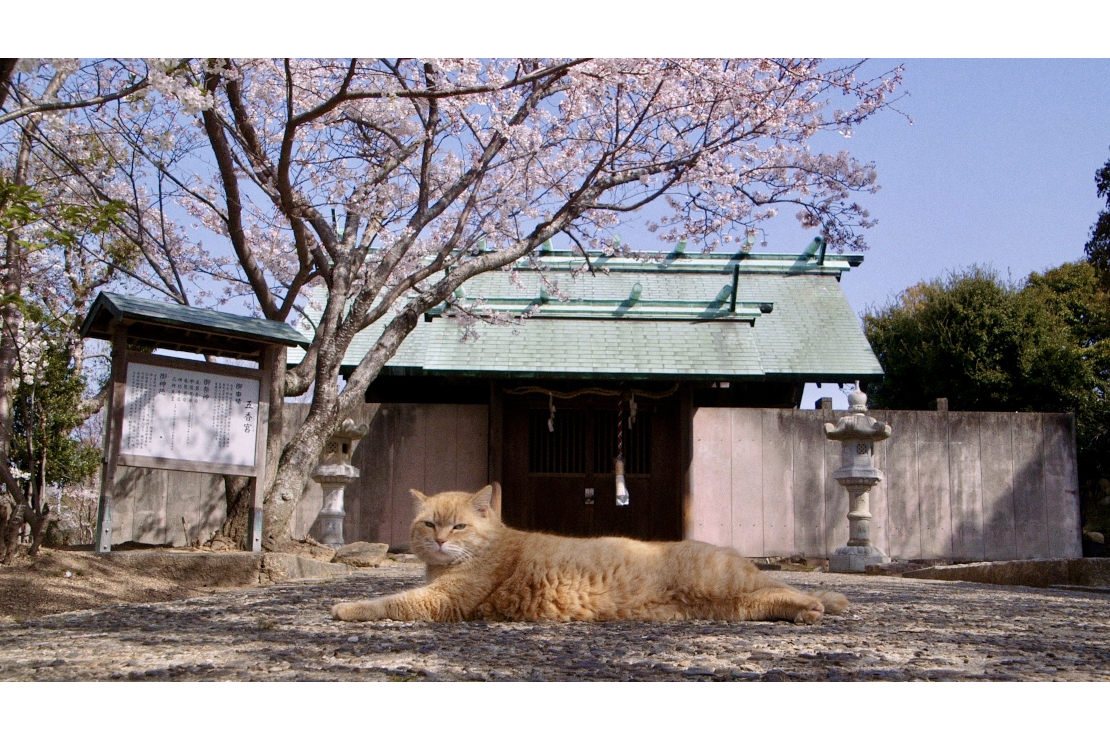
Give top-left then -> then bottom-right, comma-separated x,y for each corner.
95,335 -> 276,554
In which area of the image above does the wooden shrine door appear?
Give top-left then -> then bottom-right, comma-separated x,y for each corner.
501,397 -> 681,541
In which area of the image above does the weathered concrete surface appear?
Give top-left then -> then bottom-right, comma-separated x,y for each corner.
690,409 -> 1081,561
864,561 -> 936,576
95,552 -> 351,587
2,565 -> 1108,681
903,558 -> 1110,589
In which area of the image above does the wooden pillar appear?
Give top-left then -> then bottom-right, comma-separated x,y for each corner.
679,384 -> 693,539
488,381 -> 504,485
95,325 -> 129,553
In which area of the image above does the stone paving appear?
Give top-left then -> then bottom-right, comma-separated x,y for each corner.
2,564 -> 1108,681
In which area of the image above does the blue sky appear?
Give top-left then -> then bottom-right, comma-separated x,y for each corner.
777,59 -> 1110,407
806,59 -> 1110,315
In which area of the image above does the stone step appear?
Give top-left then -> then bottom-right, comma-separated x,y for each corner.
97,551 -> 351,587
902,558 -> 1110,589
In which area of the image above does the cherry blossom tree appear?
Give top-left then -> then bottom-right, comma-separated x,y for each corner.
0,59 -> 195,556
9,58 -> 902,550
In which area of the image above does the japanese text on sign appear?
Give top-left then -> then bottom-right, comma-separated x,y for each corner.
120,362 -> 260,468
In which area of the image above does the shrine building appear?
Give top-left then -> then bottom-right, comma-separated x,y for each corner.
292,244 -> 885,549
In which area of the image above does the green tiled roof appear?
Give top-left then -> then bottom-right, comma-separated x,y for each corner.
289,250 -> 883,382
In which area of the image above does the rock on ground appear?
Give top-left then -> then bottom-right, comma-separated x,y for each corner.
333,542 -> 389,568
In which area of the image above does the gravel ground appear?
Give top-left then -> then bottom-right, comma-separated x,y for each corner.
2,564 -> 1108,681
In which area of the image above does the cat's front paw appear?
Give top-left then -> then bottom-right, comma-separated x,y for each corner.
331,601 -> 359,621
792,598 -> 825,625
331,599 -> 387,621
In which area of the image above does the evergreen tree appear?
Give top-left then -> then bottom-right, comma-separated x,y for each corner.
1085,153 -> 1110,285
864,263 -> 1110,533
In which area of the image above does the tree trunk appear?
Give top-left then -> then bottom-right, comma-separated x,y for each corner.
1,498 -> 23,564
256,306 -> 420,549
261,397 -> 335,550
0,202 -> 23,510
214,475 -> 252,548
0,58 -> 16,112
0,130 -> 30,517
258,332 -> 354,550
0,493 -> 12,562
25,502 -> 50,557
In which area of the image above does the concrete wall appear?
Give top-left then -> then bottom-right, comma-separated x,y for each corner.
108,466 -> 226,546
109,403 -> 1081,562
347,404 -> 489,550
688,408 -> 1082,561
232,401 -> 489,549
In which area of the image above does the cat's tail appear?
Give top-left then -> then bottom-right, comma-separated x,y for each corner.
813,590 -> 849,615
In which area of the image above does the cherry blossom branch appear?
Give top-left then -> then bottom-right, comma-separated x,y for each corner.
0,78 -> 151,127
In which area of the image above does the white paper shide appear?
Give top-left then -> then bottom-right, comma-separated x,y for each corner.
120,362 -> 260,469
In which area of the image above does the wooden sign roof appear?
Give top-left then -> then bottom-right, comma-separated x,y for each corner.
80,292 -> 309,360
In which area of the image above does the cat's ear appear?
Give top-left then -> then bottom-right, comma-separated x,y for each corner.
470,485 -> 494,518
489,482 -> 503,521
410,489 -> 428,514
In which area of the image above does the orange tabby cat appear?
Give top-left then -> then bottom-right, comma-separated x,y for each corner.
331,485 -> 848,624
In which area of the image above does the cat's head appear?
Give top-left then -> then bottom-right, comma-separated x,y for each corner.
409,485 -> 501,566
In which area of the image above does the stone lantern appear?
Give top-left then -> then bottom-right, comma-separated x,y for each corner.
310,418 -> 369,547
824,386 -> 892,573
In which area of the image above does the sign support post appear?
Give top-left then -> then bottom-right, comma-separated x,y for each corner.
246,345 -> 277,553
95,325 -> 129,554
